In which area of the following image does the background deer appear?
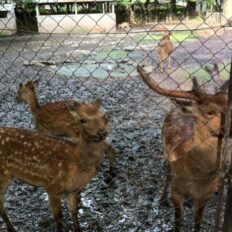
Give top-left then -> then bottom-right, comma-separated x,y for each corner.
137,65 -> 229,232
0,99 -> 110,232
118,22 -> 130,30
16,80 -> 116,180
158,33 -> 174,72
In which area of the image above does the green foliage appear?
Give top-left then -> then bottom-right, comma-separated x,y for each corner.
14,0 -> 35,11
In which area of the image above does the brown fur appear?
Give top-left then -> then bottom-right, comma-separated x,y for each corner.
158,34 -> 174,72
0,100 -> 110,232
16,80 -> 116,179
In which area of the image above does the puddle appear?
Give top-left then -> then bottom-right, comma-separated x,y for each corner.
56,50 -> 145,78
57,62 -> 137,79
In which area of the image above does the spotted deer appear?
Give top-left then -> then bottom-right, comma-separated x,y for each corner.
16,80 -> 116,180
137,65 -> 229,232
158,34 -> 174,72
0,99 -> 110,232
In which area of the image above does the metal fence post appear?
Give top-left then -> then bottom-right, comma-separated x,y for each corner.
222,60 -> 232,232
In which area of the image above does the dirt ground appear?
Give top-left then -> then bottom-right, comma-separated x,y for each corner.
0,28 -> 231,231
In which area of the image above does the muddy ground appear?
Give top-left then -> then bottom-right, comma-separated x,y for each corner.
0,28 -> 232,231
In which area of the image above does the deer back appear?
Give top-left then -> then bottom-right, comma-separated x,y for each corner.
16,80 -> 102,139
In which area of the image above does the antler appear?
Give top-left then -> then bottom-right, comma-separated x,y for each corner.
137,65 -> 207,102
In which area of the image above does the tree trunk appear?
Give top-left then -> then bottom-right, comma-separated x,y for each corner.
144,0 -> 150,23
129,5 -> 135,24
170,0 -> 176,19
186,1 -> 196,17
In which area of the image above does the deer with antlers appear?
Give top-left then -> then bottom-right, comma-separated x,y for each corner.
0,99 -> 110,232
137,65 -> 229,232
16,80 -> 116,180
158,33 -> 174,72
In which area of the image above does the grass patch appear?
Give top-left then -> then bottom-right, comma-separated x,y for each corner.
93,50 -> 128,60
139,31 -> 198,43
93,50 -> 148,62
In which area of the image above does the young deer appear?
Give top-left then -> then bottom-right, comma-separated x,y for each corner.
0,99 -> 110,232
16,80 -> 116,180
137,65 -> 229,232
157,34 -> 174,72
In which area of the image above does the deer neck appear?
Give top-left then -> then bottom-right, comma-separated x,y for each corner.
26,92 -> 40,114
193,120 -> 218,154
77,136 -> 105,168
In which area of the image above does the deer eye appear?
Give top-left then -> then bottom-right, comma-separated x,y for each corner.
80,118 -> 87,124
207,111 -> 215,117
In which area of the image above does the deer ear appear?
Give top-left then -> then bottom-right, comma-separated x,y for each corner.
33,79 -> 39,86
67,101 -> 81,111
171,98 -> 193,113
192,77 -> 201,92
66,102 -> 81,120
94,98 -> 102,107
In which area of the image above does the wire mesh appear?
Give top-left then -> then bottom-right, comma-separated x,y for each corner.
0,0 -> 232,231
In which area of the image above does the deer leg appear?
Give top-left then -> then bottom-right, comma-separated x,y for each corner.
160,161 -> 171,206
172,189 -> 184,232
0,175 -> 15,232
67,192 -> 82,232
103,141 -> 116,183
193,198 -> 208,232
48,193 -> 63,232
159,51 -> 164,73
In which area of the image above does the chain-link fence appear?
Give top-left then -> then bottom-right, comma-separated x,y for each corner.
0,0 -> 232,231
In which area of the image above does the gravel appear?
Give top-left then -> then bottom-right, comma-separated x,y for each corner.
0,29 -> 231,231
